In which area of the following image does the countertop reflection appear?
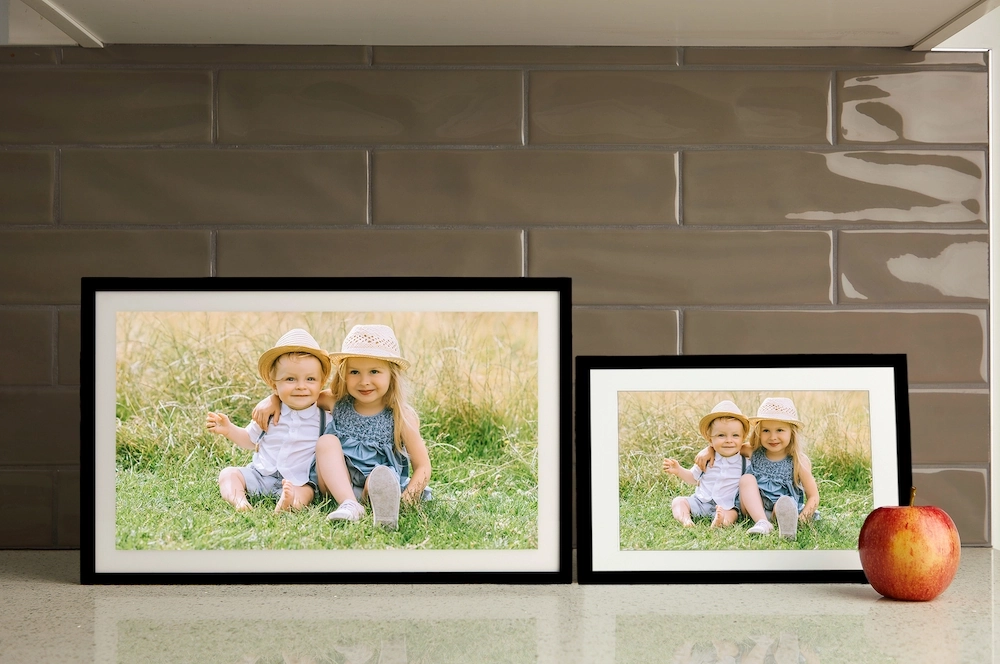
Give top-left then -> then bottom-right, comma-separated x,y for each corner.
0,549 -> 994,662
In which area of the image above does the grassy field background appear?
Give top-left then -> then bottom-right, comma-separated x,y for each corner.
115,310 -> 539,550
618,390 -> 873,551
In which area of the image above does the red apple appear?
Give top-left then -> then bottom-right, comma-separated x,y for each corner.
858,487 -> 961,601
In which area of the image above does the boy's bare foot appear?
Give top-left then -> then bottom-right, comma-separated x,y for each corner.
221,489 -> 251,511
711,506 -> 725,528
275,479 -> 296,512
680,518 -> 694,527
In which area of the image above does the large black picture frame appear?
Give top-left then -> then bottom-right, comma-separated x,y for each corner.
81,276 -> 572,584
576,354 -> 912,584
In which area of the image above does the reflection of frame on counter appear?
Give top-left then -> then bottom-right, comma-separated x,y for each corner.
95,591 -> 563,662
82,276 -> 571,584
576,354 -> 911,584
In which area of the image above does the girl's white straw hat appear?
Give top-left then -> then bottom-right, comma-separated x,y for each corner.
257,328 -> 331,384
698,400 -> 750,440
749,397 -> 803,427
328,324 -> 410,370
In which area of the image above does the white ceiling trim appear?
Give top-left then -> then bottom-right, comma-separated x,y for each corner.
19,0 -> 101,46
914,0 -> 1000,50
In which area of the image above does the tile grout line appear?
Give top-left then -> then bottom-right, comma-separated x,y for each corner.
51,468 -> 60,547
210,231 -> 217,277
52,148 -> 61,227
676,309 -> 684,355
367,150 -> 374,226
521,70 -> 529,147
828,70 -> 838,146
50,307 -> 58,385
212,69 -> 220,144
674,151 -> 683,226
830,229 -> 839,305
521,229 -> 528,277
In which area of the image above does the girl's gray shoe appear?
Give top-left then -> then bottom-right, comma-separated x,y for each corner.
774,495 -> 798,540
367,465 -> 401,530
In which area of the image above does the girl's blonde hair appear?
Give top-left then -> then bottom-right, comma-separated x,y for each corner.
747,420 -> 809,488
328,358 -> 416,455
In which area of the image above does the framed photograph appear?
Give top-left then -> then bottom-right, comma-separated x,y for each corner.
576,354 -> 911,584
81,276 -> 572,583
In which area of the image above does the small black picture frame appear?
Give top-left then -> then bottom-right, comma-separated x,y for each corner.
81,276 -> 572,584
576,354 -> 911,584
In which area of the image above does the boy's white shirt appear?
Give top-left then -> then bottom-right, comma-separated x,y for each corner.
690,453 -> 747,510
244,402 -> 321,486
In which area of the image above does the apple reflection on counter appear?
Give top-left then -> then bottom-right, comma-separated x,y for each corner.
96,593 -> 561,664
580,575 -> 991,664
615,614 -> 856,663
610,609 -> 969,664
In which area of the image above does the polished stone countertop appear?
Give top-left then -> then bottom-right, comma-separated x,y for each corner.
0,549 -> 994,662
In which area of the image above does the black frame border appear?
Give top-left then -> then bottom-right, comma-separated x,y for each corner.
575,353 -> 911,585
81,276 -> 572,585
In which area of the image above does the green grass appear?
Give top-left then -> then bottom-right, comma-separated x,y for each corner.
114,311 -> 539,550
617,390 -> 873,551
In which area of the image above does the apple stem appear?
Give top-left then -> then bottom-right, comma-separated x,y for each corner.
910,486 -> 917,507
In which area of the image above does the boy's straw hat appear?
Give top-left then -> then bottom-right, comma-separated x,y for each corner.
749,397 -> 803,427
328,324 -> 410,370
698,400 -> 750,440
257,328 -> 331,385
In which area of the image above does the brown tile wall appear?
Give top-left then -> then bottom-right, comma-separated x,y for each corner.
0,45 -> 988,548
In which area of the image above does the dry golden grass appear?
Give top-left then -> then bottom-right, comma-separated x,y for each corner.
618,390 -> 871,460
117,310 -> 538,413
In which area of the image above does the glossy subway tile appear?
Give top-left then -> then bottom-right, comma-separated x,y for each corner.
0,470 -> 54,547
573,309 -> 678,357
683,150 -> 986,225
0,70 -> 212,144
530,70 -> 830,144
372,150 -> 676,225
908,392 -> 989,465
217,229 -> 523,277
528,229 -> 831,305
0,151 -> 54,225
913,468 -> 987,545
683,310 -> 985,384
838,71 -> 988,144
218,70 -> 522,145
0,230 -> 211,304
0,389 -> 79,465
838,231 -> 987,303
0,310 -> 53,385
55,470 -> 80,548
61,150 -> 367,226
57,311 -> 80,386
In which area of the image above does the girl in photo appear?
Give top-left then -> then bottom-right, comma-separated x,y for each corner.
738,397 -> 819,540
